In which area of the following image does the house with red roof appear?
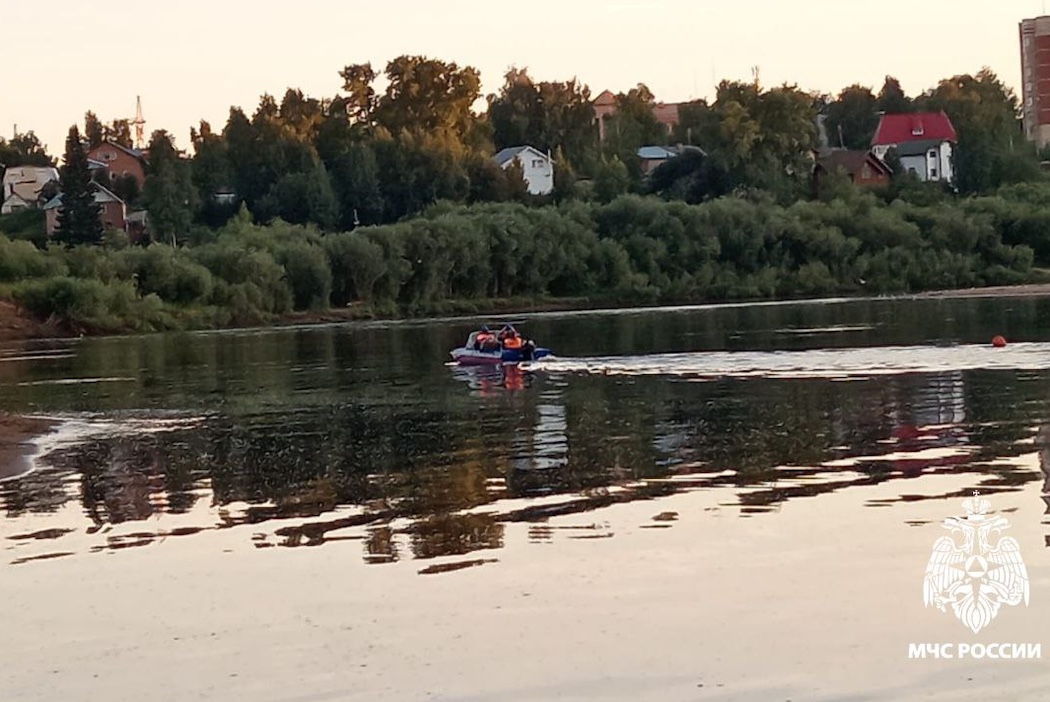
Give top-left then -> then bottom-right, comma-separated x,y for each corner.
870,111 -> 957,185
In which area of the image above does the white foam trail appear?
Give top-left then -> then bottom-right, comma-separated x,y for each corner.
532,342 -> 1050,380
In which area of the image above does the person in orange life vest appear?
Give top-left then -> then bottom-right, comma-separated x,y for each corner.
502,329 -> 523,350
497,324 -> 520,345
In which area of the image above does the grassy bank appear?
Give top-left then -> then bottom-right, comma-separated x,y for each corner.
1,186 -> 1047,337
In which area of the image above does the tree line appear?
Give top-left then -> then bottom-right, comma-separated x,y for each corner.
0,59 -> 1041,238
0,57 -> 1047,333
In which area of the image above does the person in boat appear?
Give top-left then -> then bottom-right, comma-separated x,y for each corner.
474,325 -> 499,352
501,328 -> 523,351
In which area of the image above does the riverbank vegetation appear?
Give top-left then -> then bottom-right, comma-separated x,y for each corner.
0,58 -> 1048,334
0,186 -> 1046,334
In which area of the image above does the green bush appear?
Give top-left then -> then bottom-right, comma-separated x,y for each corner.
0,210 -> 46,248
274,240 -> 331,310
0,237 -> 65,281
13,277 -> 171,333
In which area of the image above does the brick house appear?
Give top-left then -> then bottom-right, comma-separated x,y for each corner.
813,148 -> 892,193
43,181 -> 127,237
593,89 -> 685,142
86,141 -> 146,189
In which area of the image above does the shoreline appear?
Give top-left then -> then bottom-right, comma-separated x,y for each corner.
906,282 -> 1050,299
5,282 -> 1050,343
271,282 -> 1050,326
0,413 -> 57,482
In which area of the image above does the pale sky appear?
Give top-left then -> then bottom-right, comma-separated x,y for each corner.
4,0 -> 1043,157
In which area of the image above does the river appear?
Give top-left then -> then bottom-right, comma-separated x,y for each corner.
2,295 -> 1050,700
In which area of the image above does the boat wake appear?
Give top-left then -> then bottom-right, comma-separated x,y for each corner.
530,342 -> 1050,380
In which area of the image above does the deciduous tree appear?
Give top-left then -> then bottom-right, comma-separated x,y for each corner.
84,111 -> 104,149
824,85 -> 880,150
878,76 -> 911,114
0,131 -> 54,167
918,69 -> 1037,193
142,131 -> 200,245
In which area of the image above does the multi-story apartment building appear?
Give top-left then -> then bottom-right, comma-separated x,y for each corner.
1020,16 -> 1050,148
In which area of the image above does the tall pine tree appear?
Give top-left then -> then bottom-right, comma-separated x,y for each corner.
55,125 -> 103,247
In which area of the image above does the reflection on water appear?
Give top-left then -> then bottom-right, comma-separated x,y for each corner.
3,296 -> 1050,570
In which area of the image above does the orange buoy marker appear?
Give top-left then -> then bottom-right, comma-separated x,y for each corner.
992,335 -> 1007,348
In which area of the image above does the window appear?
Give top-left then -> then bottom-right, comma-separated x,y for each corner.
928,150 -> 937,159
531,159 -> 544,168
912,127 -> 924,136
930,168 -> 938,179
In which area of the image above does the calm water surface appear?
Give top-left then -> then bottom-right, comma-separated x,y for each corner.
3,295 -> 1050,567
6,296 -> 1050,700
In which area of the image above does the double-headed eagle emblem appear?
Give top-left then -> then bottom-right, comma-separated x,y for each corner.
923,493 -> 1030,634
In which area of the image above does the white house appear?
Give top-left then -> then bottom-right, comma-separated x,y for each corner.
493,145 -> 554,196
1,165 -> 60,214
871,112 -> 957,185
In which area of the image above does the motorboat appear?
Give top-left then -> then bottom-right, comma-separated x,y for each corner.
450,325 -> 552,366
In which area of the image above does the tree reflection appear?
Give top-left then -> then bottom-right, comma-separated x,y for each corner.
2,361 -> 1049,563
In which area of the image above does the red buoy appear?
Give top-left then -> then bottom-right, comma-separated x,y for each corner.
992,335 -> 1007,348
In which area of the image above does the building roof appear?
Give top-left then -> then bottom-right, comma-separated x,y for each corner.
816,149 -> 892,176
493,145 -> 548,166
593,90 -> 616,106
2,166 -> 59,203
93,182 -> 123,203
87,140 -> 144,160
2,165 -> 59,185
637,144 -> 707,160
637,146 -> 678,160
43,181 -> 125,210
872,111 -> 957,146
